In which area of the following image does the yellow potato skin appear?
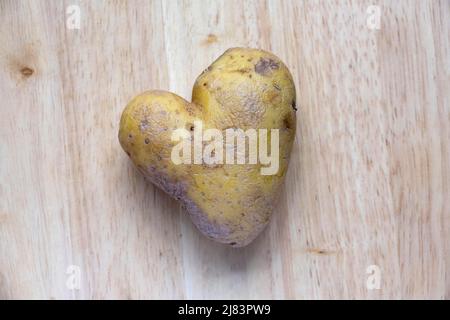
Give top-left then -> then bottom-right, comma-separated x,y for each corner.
119,48 -> 296,247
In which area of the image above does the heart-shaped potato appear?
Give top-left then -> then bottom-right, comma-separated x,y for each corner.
119,48 -> 296,247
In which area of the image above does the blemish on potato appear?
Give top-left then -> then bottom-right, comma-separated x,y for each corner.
283,115 -> 292,130
185,123 -> 195,131
255,57 -> 279,75
144,138 -> 150,144
140,119 -> 150,132
184,103 -> 200,116
266,91 -> 280,104
291,100 -> 297,111
201,66 -> 213,75
234,68 -> 250,74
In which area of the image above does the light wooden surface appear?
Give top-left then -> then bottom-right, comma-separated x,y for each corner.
1,0 -> 449,300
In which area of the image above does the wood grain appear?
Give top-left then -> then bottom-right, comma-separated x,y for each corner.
0,0 -> 449,299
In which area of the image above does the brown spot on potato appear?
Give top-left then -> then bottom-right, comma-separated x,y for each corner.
266,91 -> 280,104
283,115 -> 292,130
186,123 -> 195,131
185,103 -> 201,116
20,66 -> 34,77
291,100 -> 297,111
201,66 -> 213,75
233,68 -> 251,74
255,58 -> 279,75
140,119 -> 150,132
144,138 -> 150,144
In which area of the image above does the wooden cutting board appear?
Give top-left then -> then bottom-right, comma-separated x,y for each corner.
0,0 -> 449,299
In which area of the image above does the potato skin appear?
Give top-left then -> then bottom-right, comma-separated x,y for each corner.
119,48 -> 296,247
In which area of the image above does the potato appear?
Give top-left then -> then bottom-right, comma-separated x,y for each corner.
119,48 -> 296,247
